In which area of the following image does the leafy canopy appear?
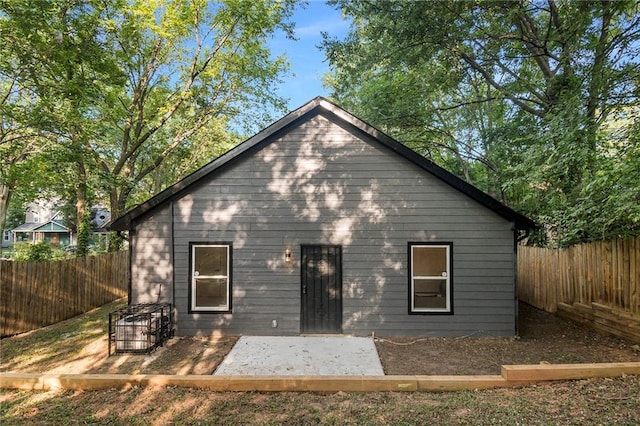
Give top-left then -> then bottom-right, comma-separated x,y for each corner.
1,0 -> 297,252
323,0 -> 640,246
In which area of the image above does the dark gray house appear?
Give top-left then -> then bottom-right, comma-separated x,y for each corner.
110,98 -> 535,337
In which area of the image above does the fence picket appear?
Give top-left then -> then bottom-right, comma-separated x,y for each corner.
0,251 -> 128,336
632,237 -> 639,315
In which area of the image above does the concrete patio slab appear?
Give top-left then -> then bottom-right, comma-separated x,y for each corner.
213,336 -> 385,376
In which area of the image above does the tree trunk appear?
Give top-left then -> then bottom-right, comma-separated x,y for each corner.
0,184 -> 12,257
583,1 -> 612,173
107,187 -> 121,252
75,158 -> 90,257
106,183 -> 130,252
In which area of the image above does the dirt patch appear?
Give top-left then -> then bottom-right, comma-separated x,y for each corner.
90,335 -> 237,375
1,300 -> 638,376
376,303 -> 639,375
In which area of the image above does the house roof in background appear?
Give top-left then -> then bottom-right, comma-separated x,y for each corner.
12,220 -> 70,233
92,209 -> 111,233
109,97 -> 536,231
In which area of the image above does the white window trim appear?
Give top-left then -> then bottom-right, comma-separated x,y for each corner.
410,243 -> 452,314
190,243 -> 231,312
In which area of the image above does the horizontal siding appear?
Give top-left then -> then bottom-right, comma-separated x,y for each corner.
150,114 -> 516,337
131,203 -> 173,305
212,211 -> 493,224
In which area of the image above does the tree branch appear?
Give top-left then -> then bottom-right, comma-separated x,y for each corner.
456,50 -> 545,117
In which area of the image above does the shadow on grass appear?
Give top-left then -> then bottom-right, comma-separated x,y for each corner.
1,300 -> 124,374
1,299 -> 236,375
2,375 -> 640,425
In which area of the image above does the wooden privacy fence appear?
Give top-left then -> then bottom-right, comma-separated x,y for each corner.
518,237 -> 640,343
0,251 -> 129,337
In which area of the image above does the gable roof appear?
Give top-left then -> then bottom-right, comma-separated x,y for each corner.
12,220 -> 70,233
110,97 -> 535,231
12,210 -> 71,233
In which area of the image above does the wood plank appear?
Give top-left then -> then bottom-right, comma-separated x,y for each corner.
0,373 -> 47,390
615,239 -> 622,308
557,304 -> 591,321
592,241 -> 600,303
556,302 -> 573,311
224,376 -> 419,392
556,308 -> 594,330
572,302 -> 594,316
560,247 -> 567,305
415,375 -> 529,391
622,239 -> 630,310
590,319 -> 640,344
502,362 -> 640,381
630,237 -> 638,315
549,248 -> 557,311
27,262 -> 36,329
0,262 -> 11,335
0,374 -> 418,392
45,261 -> 54,324
587,242 -> 593,303
603,240 -> 612,305
557,302 -> 640,343
8,261 -> 18,335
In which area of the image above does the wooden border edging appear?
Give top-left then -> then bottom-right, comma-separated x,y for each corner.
0,373 -> 521,392
501,362 -> 640,381
2,363 -> 638,392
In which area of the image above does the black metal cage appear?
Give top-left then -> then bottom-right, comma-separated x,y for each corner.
108,303 -> 174,355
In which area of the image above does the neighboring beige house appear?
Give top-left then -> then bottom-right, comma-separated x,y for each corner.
10,200 -> 73,248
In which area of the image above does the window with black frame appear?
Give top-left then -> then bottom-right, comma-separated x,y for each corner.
190,243 -> 231,312
409,243 -> 452,314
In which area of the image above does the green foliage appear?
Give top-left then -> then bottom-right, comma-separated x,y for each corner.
88,0 -> 297,218
0,0 -> 126,241
1,0 -> 297,233
323,0 -> 640,246
107,232 -> 124,253
75,211 -> 91,257
12,242 -> 63,262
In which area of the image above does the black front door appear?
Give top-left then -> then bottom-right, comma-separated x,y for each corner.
301,245 -> 342,334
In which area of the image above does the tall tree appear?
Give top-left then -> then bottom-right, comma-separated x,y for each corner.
1,0 -> 126,255
323,0 -> 640,245
95,0 -> 295,228
0,75 -> 36,248
1,0 -> 296,252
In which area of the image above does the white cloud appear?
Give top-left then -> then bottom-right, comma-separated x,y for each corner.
296,18 -> 350,38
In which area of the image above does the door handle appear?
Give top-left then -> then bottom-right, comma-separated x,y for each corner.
302,285 -> 307,294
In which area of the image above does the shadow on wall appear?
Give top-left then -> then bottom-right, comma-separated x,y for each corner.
138,114 -> 448,334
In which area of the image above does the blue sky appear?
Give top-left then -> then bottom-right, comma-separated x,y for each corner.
269,1 -> 351,111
